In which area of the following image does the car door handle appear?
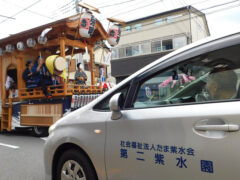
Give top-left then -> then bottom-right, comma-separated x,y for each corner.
194,124 -> 239,132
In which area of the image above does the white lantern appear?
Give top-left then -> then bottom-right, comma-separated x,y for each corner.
79,12 -> 96,38
5,44 -> 15,53
17,41 -> 26,51
107,25 -> 121,47
26,38 -> 36,48
38,36 -> 48,45
0,48 -> 4,56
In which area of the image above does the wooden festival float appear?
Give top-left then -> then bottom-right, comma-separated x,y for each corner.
0,3 -> 124,136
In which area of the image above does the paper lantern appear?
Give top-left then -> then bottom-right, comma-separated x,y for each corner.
38,36 -> 48,45
5,44 -> 15,53
26,38 -> 36,48
0,48 -> 4,56
107,25 -> 121,46
79,12 -> 96,38
17,41 -> 26,51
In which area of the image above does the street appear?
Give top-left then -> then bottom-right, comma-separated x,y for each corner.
0,130 -> 46,180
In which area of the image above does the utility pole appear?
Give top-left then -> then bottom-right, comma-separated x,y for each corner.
75,0 -> 81,14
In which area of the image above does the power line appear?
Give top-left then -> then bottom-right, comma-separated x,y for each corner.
98,0 -> 139,8
201,0 -> 240,11
119,2 -> 240,33
2,1 -> 54,20
0,0 -> 42,24
0,14 -> 15,19
111,0 -> 163,17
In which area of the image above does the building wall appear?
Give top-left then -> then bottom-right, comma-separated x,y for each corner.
190,12 -> 209,42
81,48 -> 115,85
119,10 -> 191,45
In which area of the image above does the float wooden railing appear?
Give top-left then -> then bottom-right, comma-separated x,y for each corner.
1,93 -> 12,132
19,84 -> 102,99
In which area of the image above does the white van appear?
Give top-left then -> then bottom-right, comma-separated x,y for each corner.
44,31 -> 240,180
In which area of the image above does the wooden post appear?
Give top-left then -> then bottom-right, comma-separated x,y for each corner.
59,37 -> 66,85
8,94 -> 12,131
59,37 -> 66,58
16,54 -> 24,95
89,47 -> 95,85
0,56 -> 3,105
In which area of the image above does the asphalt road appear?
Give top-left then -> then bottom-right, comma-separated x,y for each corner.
0,130 -> 47,180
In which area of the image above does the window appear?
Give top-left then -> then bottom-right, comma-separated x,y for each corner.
119,47 -> 126,58
111,48 -> 119,59
125,26 -> 132,32
166,16 -> 174,23
135,24 -> 142,30
126,46 -> 132,56
162,39 -> 173,50
140,42 -> 151,54
133,45 -> 240,108
155,18 -> 163,26
132,45 -> 140,55
173,36 -> 187,49
151,41 -> 161,53
93,84 -> 130,111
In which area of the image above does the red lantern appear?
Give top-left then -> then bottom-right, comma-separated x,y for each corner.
107,25 -> 121,47
79,12 -> 96,38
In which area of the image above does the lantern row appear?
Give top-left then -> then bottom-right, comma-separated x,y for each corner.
0,12 -> 121,56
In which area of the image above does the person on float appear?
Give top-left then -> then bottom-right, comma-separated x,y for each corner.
75,63 -> 87,85
22,60 -> 35,87
32,56 -> 53,98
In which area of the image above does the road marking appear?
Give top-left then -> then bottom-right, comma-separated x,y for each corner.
0,142 -> 19,149
41,138 -> 47,141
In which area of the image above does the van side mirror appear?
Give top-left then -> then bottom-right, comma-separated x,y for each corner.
109,93 -> 122,120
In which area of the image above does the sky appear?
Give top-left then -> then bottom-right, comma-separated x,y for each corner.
0,0 -> 240,39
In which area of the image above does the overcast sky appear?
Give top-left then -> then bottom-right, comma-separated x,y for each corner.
0,0 -> 240,39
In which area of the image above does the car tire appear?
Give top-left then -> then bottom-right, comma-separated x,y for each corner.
32,126 -> 48,137
56,149 -> 97,180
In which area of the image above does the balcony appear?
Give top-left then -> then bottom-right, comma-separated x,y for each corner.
19,84 -> 103,99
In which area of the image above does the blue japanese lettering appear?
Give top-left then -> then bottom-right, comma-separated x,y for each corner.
155,153 -> 165,165
126,141 -> 131,148
132,142 -> 137,149
187,148 -> 195,156
120,149 -> 128,159
137,142 -> 143,149
178,147 -> 186,155
176,156 -> 187,168
164,145 -> 169,153
157,144 -> 163,152
136,151 -> 145,161
170,146 -> 178,154
201,160 -> 213,173
144,143 -> 149,150
150,144 -> 156,151
120,140 -> 125,147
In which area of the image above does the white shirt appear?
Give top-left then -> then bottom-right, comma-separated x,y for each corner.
5,76 -> 14,90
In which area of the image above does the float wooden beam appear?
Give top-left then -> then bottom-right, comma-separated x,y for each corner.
59,37 -> 66,58
89,47 -> 95,85
0,56 -> 3,104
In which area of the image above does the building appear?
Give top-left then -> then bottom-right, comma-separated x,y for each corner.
69,45 -> 115,85
111,6 -> 210,83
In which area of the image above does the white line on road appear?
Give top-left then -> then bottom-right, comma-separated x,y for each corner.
0,142 -> 19,149
41,138 -> 47,141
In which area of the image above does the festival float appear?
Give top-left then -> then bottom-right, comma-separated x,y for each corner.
0,3 -> 124,136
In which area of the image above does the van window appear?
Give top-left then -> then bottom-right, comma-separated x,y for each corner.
93,84 -> 130,111
133,45 -> 240,108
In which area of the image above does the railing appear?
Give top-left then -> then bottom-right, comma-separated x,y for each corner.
19,84 -> 103,99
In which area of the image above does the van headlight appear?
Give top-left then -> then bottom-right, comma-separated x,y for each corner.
49,124 -> 56,134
